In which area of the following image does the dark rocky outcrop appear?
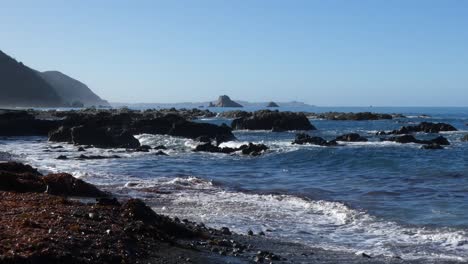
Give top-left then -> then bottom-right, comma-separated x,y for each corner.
461,134 -> 468,142
0,111 -> 60,136
232,110 -> 315,131
0,162 -> 107,197
381,122 -> 457,135
218,110 -> 252,119
48,126 -> 73,142
0,50 -> 64,107
292,133 -> 338,146
381,135 -> 450,145
335,133 -> 368,142
214,95 -> 243,107
307,112 -> 394,121
266,102 -> 279,107
194,142 -> 268,156
39,71 -> 109,107
71,126 -> 140,148
43,173 -> 107,197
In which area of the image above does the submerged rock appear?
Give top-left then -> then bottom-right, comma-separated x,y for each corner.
421,143 -> 444,150
77,154 -> 122,160
292,133 -> 337,146
335,133 -> 368,142
194,142 -> 268,156
232,110 -> 315,131
462,134 -> 468,142
382,135 -> 450,145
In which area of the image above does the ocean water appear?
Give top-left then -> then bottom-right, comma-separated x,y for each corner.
1,106 -> 468,261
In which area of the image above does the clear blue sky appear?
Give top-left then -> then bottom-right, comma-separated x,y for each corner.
1,0 -> 467,106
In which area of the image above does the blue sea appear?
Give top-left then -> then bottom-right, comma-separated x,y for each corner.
1,106 -> 467,261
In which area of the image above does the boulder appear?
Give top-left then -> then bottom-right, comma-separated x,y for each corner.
214,95 -> 243,107
232,110 -> 315,131
43,173 -> 107,197
0,162 -> 45,193
239,143 -> 268,156
292,133 -> 337,146
335,133 -> 368,142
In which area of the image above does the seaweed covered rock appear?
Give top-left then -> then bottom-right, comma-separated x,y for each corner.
232,110 -> 315,131
43,173 -> 107,197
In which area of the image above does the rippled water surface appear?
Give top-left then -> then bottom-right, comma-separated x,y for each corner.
1,106 -> 467,261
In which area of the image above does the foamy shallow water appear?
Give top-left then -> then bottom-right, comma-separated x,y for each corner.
1,107 -> 468,261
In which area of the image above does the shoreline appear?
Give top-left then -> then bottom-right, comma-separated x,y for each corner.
0,160 -> 462,263
1,108 -> 467,263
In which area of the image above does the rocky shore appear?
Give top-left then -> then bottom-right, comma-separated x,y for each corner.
2,161 -> 457,264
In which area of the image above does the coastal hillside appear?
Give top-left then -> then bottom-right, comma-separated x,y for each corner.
39,71 -> 109,107
0,50 -> 64,107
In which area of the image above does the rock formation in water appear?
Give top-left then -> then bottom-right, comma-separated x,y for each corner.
214,95 -> 243,107
266,101 -> 279,107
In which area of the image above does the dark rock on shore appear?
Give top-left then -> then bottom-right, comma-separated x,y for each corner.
382,135 -> 450,145
382,122 -> 457,135
335,133 -> 368,142
194,142 -> 269,156
292,133 -> 338,146
232,110 -> 316,131
0,162 -> 107,197
43,173 -> 107,197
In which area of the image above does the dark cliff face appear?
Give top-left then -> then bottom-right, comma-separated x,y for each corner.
0,50 -> 64,107
39,71 -> 110,107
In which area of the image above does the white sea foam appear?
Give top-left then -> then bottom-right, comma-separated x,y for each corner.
133,177 -> 468,262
